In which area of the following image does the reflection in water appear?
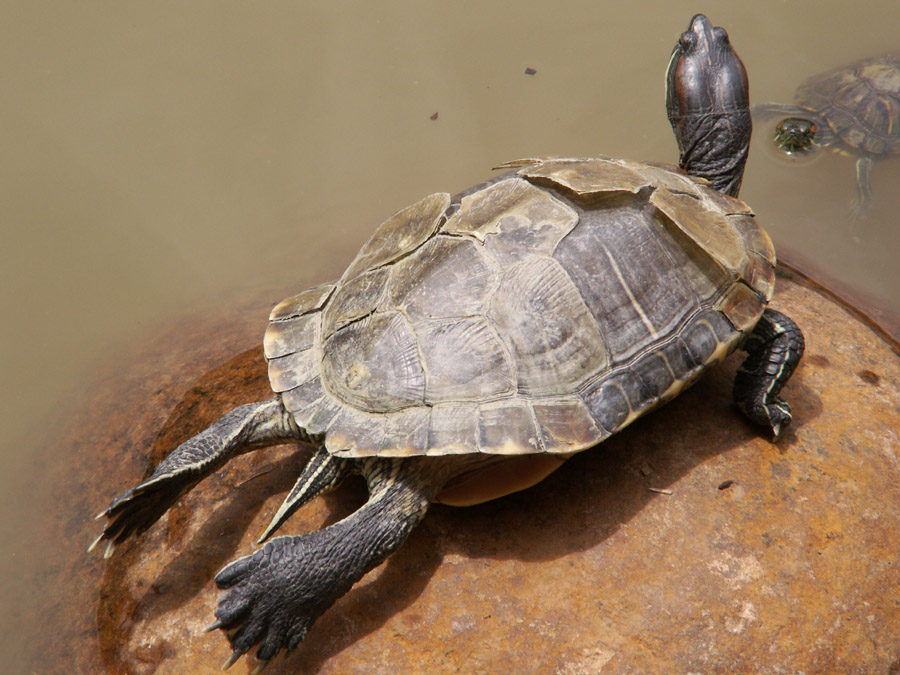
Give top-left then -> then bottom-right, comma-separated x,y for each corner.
2,2 -> 900,670
753,51 -> 900,218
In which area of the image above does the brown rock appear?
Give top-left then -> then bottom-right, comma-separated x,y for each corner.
23,269 -> 900,672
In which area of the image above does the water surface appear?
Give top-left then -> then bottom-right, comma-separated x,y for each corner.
3,1 -> 899,667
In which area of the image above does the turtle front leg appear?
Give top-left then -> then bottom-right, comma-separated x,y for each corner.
850,155 -> 875,219
733,308 -> 805,438
90,398 -> 303,557
208,458 -> 432,669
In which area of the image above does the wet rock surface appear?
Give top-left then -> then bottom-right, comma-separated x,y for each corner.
22,269 -> 900,673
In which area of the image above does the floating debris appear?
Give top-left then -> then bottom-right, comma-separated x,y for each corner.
430,112 -> 439,121
524,67 -> 537,75
718,480 -> 735,490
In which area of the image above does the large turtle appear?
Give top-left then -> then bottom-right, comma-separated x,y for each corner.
753,51 -> 900,217
91,14 -> 804,669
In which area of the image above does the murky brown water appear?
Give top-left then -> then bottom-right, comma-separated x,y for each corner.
3,1 -> 899,668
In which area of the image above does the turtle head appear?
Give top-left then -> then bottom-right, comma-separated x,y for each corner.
666,14 -> 751,198
774,117 -> 820,155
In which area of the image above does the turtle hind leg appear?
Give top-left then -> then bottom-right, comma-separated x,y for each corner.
90,398 -> 303,557
210,458 -> 432,667
733,308 -> 805,438
256,446 -> 351,544
850,156 -> 875,219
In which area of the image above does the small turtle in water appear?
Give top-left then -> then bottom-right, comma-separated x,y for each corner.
91,15 -> 804,669
754,52 -> 900,217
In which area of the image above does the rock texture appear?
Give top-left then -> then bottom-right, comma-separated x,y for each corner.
25,268 -> 900,673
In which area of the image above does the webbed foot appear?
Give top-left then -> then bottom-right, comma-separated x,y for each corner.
206,459 -> 432,666
89,399 -> 301,556
210,535 -> 344,666
90,472 -> 199,556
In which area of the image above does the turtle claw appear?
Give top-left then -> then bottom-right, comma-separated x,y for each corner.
87,532 -> 105,554
204,619 -> 224,633
221,649 -> 243,671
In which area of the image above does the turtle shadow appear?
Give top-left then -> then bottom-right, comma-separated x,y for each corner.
434,359 -> 821,566
95,349 -> 822,673
269,357 -> 821,672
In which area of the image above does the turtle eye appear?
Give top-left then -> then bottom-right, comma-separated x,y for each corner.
713,27 -> 729,44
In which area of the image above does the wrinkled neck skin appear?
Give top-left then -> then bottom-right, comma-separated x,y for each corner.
671,109 -> 751,198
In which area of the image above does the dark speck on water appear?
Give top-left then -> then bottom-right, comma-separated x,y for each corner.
525,67 -> 537,75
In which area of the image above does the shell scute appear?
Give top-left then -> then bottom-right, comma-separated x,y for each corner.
486,257 -> 608,395
443,176 -> 578,265
321,311 -> 425,412
264,312 -> 318,360
428,405 -> 479,455
518,157 -> 651,196
269,282 -> 335,321
417,317 -> 514,403
341,192 -> 451,283
554,202 -> 698,363
385,236 -> 498,322
532,399 -> 605,452
477,401 -> 542,455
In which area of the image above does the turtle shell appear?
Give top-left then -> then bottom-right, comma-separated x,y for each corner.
264,157 -> 775,459
795,52 -> 900,155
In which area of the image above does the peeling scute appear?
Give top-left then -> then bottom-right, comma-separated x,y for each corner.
716,282 -> 765,333
729,214 -> 775,267
322,311 -> 425,412
417,318 -> 515,403
618,160 -> 704,197
477,401 -> 542,455
269,283 -> 335,321
323,266 -> 390,336
264,312 -> 318,360
488,257 -> 608,395
519,157 -> 651,196
648,202 -> 728,302
268,349 -> 318,393
650,189 -> 746,276
532,398 -> 604,452
341,192 -> 451,282
442,177 -> 578,265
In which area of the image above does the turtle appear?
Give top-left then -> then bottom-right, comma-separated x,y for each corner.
91,14 -> 804,670
753,51 -> 900,217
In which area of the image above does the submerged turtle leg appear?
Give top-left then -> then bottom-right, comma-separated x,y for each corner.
91,398 -> 303,556
256,446 -> 351,544
850,156 -> 875,219
209,457 -> 433,668
750,103 -> 811,120
733,309 -> 805,438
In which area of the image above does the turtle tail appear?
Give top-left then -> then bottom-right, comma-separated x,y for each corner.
256,447 -> 351,543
